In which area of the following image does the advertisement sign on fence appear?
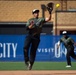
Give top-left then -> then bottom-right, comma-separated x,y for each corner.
0,35 -> 76,61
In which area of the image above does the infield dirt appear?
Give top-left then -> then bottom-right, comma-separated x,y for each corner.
0,70 -> 76,75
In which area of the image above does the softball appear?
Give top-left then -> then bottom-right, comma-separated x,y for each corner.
56,4 -> 60,8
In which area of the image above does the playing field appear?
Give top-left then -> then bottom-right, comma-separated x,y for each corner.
0,62 -> 76,75
0,62 -> 76,70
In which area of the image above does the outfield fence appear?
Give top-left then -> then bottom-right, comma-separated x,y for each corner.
0,35 -> 76,61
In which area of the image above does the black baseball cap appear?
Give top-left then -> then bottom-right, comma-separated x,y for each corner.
32,9 -> 39,14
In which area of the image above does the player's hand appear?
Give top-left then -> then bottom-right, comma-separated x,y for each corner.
30,21 -> 34,25
28,21 -> 35,29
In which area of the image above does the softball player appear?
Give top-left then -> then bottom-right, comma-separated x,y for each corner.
23,7 -> 53,70
57,31 -> 76,67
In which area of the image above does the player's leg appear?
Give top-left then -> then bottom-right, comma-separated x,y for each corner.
23,35 -> 31,66
66,47 -> 74,67
66,49 -> 71,67
29,37 -> 40,70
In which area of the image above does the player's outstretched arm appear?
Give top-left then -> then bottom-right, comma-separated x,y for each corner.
57,41 -> 61,49
45,14 -> 52,22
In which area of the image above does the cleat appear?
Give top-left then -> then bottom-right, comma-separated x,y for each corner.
25,61 -> 29,67
27,63 -> 32,70
66,65 -> 71,68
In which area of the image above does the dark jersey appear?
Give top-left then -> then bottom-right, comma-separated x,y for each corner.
60,36 -> 74,48
26,17 -> 45,36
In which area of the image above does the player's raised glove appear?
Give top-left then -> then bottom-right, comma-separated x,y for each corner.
47,2 -> 54,14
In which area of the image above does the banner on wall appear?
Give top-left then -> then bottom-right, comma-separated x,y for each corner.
0,35 -> 76,61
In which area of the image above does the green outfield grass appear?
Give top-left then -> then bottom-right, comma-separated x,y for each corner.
0,62 -> 76,70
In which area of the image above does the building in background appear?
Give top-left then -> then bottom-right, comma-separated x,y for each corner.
0,0 -> 76,35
